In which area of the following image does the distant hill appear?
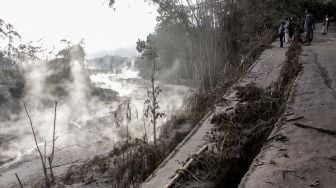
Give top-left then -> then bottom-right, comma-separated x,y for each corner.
88,47 -> 138,59
87,55 -> 132,73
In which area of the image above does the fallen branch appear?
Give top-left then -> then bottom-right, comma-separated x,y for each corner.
177,168 -> 202,182
294,122 -> 336,135
15,173 -> 24,188
47,159 -> 81,169
328,167 -> 336,173
284,112 -> 295,117
286,116 -> 304,122
310,180 -> 320,187
164,145 -> 208,188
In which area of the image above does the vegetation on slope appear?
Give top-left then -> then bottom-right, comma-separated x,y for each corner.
131,0 -> 335,124
57,0 -> 312,187
60,114 -> 189,187
174,42 -> 302,187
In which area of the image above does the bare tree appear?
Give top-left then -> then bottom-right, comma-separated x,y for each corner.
48,101 -> 58,183
125,100 -> 132,144
23,103 -> 50,187
23,101 -> 58,187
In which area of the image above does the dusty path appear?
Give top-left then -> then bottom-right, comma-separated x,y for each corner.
141,40 -> 289,188
239,26 -> 336,188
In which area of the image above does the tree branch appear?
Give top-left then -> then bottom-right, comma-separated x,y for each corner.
23,103 -> 50,187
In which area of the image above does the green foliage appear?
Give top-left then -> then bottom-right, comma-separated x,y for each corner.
252,0 -> 336,31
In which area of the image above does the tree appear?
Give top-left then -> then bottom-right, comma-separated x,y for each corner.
110,0 -> 336,90
0,19 -> 41,64
23,102 -> 58,187
137,36 -> 164,145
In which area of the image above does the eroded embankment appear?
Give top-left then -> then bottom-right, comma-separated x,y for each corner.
173,42 -> 301,188
239,28 -> 336,188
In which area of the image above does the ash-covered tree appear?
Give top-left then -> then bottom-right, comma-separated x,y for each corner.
110,0 -> 336,90
137,35 -> 164,145
0,19 -> 41,65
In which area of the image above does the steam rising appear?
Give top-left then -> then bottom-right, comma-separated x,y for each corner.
0,48 -> 189,170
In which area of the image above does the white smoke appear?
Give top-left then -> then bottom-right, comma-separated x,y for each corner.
0,50 -> 189,170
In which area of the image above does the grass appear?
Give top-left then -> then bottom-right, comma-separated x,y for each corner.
39,31 -> 278,188
186,31 -> 275,126
60,113 -> 189,188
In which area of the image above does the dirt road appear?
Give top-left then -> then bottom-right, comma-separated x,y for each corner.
239,26 -> 336,188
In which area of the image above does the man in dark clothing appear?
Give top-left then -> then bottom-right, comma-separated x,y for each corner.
304,9 -> 314,45
279,21 -> 285,48
289,17 -> 294,40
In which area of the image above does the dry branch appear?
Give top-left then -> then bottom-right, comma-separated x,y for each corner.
23,103 -> 50,187
48,101 -> 58,183
15,173 -> 24,188
286,116 -> 304,122
164,145 -> 208,188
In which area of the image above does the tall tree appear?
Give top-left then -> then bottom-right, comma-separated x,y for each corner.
137,35 -> 164,145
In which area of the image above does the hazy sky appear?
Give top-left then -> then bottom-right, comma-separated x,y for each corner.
0,0 -> 158,55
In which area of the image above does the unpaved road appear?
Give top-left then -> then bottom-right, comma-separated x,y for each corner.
239,26 -> 336,188
141,40 -> 289,188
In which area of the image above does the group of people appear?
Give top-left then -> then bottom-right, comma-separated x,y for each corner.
278,9 -> 330,47
278,17 -> 294,48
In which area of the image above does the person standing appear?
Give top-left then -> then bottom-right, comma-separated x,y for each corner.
289,17 -> 294,41
285,18 -> 290,43
279,20 -> 286,48
304,9 -> 314,45
322,15 -> 330,35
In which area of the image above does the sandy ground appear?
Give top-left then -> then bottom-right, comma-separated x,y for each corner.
239,26 -> 336,188
141,40 -> 289,188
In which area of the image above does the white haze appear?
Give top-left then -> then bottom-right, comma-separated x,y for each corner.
0,1 -> 190,182
0,52 -> 189,169
0,0 -> 158,55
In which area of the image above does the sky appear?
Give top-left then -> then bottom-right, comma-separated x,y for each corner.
0,0 -> 158,56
